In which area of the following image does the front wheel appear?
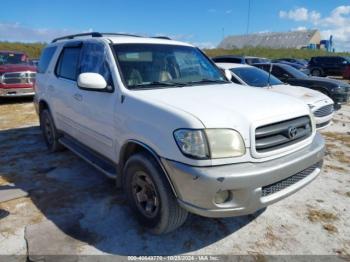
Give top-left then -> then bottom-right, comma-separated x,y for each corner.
123,152 -> 188,234
40,109 -> 64,152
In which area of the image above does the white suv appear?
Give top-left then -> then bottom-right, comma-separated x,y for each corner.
35,32 -> 325,234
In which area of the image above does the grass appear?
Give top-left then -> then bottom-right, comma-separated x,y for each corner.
307,209 -> 338,223
323,224 -> 338,233
204,47 -> 350,60
2,41 -> 350,61
0,41 -> 45,59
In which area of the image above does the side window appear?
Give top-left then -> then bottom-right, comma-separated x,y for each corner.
56,47 -> 81,80
272,66 -> 287,78
324,57 -> 334,64
230,75 -> 242,84
38,46 -> 57,74
79,42 -> 113,86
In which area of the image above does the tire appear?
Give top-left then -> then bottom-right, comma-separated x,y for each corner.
40,109 -> 64,152
311,68 -> 322,77
123,152 -> 188,234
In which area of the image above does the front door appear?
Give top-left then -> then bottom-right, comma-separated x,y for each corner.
73,41 -> 117,161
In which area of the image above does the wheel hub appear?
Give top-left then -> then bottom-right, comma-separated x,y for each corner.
132,171 -> 159,218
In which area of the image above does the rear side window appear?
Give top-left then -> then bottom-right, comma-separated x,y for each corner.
38,46 -> 57,73
56,47 -> 81,80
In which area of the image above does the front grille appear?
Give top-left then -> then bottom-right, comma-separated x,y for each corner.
2,71 -> 36,85
255,116 -> 312,153
314,104 -> 334,118
261,161 -> 322,197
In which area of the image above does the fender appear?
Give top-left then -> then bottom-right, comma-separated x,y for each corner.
117,139 -> 178,197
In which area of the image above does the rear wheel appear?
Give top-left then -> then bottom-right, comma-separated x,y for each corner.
311,68 -> 322,77
124,152 -> 188,234
40,109 -> 64,152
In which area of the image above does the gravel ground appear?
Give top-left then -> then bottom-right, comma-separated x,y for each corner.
0,95 -> 349,260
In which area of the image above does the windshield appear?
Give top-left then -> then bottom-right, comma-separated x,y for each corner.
282,64 -> 308,79
0,52 -> 28,65
113,44 -> 227,89
230,67 -> 282,87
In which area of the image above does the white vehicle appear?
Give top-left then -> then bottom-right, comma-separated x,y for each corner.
216,63 -> 334,129
35,32 -> 324,234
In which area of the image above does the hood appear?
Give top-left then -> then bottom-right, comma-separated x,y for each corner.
132,83 -> 310,145
267,84 -> 333,105
0,64 -> 36,73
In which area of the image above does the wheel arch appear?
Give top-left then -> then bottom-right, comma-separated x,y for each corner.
117,140 -> 178,197
311,67 -> 324,76
38,99 -> 51,114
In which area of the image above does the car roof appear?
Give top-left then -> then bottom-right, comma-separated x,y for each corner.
215,62 -> 253,69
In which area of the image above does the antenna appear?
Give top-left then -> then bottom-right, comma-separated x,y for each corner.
267,63 -> 273,88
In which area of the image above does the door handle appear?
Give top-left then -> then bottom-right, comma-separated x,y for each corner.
73,93 -> 83,101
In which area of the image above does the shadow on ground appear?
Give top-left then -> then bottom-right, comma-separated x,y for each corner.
0,126 -> 264,255
0,96 -> 34,105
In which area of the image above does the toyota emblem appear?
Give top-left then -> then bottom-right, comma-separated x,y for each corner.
288,126 -> 298,139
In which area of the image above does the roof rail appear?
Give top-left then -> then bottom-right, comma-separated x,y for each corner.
152,36 -> 172,40
51,32 -> 141,43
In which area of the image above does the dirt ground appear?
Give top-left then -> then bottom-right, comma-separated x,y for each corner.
0,95 -> 349,260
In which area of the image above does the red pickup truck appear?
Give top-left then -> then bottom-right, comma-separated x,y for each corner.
0,50 -> 36,97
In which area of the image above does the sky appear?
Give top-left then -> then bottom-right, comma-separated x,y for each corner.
1,0 -> 350,51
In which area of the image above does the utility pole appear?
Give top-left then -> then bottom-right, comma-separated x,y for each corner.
246,0 -> 251,35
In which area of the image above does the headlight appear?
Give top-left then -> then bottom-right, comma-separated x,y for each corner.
336,86 -> 347,93
173,129 -> 209,159
206,129 -> 245,158
174,129 -> 245,159
309,109 -> 316,131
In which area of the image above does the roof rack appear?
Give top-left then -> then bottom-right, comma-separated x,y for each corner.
51,32 -> 141,43
152,36 -> 172,40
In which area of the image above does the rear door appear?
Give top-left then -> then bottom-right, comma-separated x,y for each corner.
49,42 -> 82,138
322,57 -> 340,75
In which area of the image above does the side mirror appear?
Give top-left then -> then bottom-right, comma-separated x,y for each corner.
224,69 -> 233,81
77,73 -> 107,91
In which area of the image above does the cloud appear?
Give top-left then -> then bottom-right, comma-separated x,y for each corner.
279,7 -> 309,21
191,41 -> 216,49
292,26 -> 307,31
208,8 -> 232,15
0,23 -> 97,43
279,6 -> 350,51
0,22 -> 87,42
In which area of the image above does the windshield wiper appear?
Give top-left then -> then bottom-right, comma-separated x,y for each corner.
186,79 -> 229,85
129,81 -> 185,89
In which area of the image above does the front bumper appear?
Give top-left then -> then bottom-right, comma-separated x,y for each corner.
333,90 -> 350,105
162,133 -> 325,218
0,87 -> 34,97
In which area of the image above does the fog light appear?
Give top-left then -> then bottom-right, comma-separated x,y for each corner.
214,190 -> 230,204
